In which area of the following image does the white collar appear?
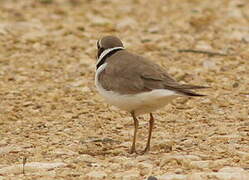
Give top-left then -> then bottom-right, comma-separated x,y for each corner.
96,47 -> 124,66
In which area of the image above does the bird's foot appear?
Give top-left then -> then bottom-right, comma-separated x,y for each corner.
140,146 -> 150,155
129,146 -> 137,154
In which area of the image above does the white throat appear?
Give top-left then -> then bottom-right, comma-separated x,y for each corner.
96,47 -> 124,68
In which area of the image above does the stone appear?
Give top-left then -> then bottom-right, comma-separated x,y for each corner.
109,163 -> 121,171
160,154 -> 201,167
137,162 -> 153,176
115,170 -> 140,180
53,149 -> 78,156
195,41 -> 213,50
147,176 -> 158,180
77,154 -> 97,163
186,173 -> 204,180
203,59 -> 216,69
158,174 -> 187,180
123,160 -> 137,169
189,161 -> 210,169
0,23 -> 8,35
86,170 -> 107,179
116,17 -> 137,30
218,166 -> 245,173
70,80 -> 84,87
209,159 -> 228,169
174,168 -> 184,174
148,26 -> 160,34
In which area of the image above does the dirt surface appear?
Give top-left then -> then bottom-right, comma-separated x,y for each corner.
0,0 -> 249,179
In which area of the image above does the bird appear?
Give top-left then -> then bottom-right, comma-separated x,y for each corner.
95,36 -> 207,154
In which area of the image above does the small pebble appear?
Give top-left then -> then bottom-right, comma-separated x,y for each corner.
147,176 -> 158,180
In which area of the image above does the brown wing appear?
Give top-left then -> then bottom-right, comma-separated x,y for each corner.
98,50 -> 206,96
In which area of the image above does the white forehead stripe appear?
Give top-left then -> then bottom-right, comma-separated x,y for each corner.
99,39 -> 102,47
96,47 -> 124,66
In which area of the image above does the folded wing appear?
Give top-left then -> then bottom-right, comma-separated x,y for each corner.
99,50 -> 208,96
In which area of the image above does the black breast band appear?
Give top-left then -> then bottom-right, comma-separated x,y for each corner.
96,49 -> 123,70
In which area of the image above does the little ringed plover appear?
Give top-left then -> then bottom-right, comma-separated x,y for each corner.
95,36 -> 207,154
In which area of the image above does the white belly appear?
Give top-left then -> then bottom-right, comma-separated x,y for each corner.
95,63 -> 179,115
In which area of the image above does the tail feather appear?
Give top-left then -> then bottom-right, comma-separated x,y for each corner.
178,84 -> 210,89
163,82 -> 209,96
180,89 -> 206,97
176,85 -> 208,97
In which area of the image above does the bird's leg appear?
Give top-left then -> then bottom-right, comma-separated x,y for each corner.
142,113 -> 154,154
130,111 -> 139,154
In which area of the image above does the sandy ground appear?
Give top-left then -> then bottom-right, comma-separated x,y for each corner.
0,0 -> 249,179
